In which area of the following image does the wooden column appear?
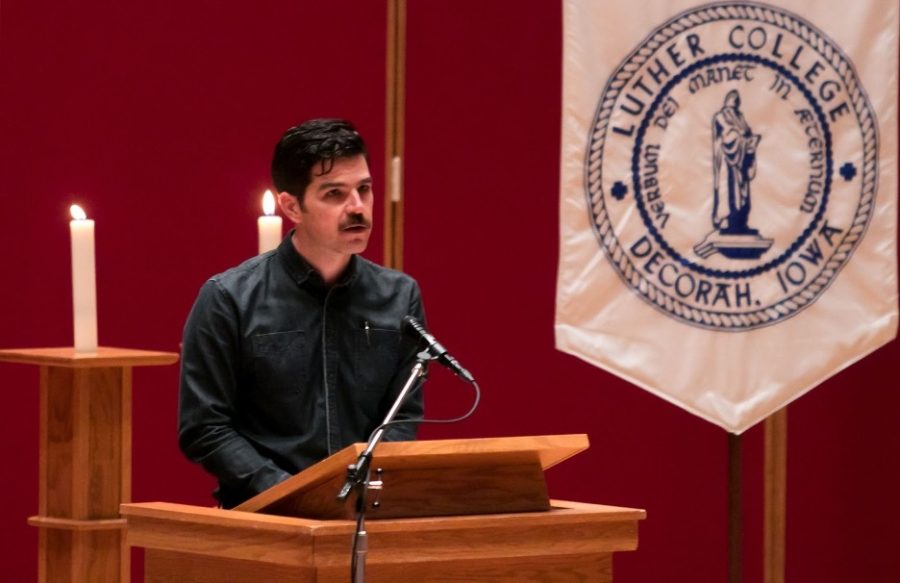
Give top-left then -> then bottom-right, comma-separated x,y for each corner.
383,0 -> 406,270
0,347 -> 179,583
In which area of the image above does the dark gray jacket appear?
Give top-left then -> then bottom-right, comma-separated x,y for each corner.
178,234 -> 425,508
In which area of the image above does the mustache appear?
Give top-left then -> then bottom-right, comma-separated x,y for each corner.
340,213 -> 371,230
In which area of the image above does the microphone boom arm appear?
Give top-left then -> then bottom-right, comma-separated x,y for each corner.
336,351 -> 432,583
337,351 -> 431,502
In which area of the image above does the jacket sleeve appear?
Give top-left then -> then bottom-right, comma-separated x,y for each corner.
177,279 -> 291,505
381,279 -> 427,441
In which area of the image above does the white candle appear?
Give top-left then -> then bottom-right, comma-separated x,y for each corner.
69,204 -> 97,353
257,189 -> 282,254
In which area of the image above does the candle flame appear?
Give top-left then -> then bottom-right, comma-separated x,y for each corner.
70,204 -> 87,220
262,190 -> 276,216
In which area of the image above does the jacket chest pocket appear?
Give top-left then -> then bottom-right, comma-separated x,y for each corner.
354,327 -> 403,394
249,330 -> 306,402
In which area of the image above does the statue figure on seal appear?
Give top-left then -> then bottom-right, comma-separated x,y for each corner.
712,89 -> 761,234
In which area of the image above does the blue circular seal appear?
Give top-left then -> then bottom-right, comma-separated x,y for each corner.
586,1 -> 878,330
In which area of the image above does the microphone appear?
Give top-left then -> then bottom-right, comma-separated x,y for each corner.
403,316 -> 475,382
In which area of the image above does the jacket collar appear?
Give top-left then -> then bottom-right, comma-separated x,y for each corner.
276,230 -> 359,288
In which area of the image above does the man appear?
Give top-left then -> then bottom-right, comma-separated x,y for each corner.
178,119 -> 425,508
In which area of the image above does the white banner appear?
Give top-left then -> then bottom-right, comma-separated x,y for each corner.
557,0 -> 898,433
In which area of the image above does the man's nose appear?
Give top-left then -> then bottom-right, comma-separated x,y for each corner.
346,189 -> 366,212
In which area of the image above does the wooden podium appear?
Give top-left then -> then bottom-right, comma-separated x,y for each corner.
0,346 -> 179,583
123,435 -> 645,582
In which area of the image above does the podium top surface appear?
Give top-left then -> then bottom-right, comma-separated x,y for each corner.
237,434 -> 590,514
121,498 -> 646,574
122,498 -> 646,535
0,346 -> 179,368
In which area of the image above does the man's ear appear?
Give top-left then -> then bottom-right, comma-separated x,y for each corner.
278,191 -> 303,223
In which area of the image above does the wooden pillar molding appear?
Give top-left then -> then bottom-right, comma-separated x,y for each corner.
0,347 -> 178,583
383,0 -> 406,270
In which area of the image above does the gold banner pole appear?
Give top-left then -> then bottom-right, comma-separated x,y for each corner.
763,408 -> 788,583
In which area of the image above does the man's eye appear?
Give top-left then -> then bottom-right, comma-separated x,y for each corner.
359,184 -> 371,195
326,189 -> 342,198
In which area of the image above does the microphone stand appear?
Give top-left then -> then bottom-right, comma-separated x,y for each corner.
337,351 -> 432,583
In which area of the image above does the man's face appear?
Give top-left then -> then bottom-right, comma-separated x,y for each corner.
288,154 -> 374,259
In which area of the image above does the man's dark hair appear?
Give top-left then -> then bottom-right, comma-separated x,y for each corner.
271,119 -> 368,202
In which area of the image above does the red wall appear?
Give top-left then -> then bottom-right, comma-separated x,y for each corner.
0,0 -> 388,578
1,1 -> 898,582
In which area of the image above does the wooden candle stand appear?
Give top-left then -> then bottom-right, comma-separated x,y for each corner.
0,346 -> 178,583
